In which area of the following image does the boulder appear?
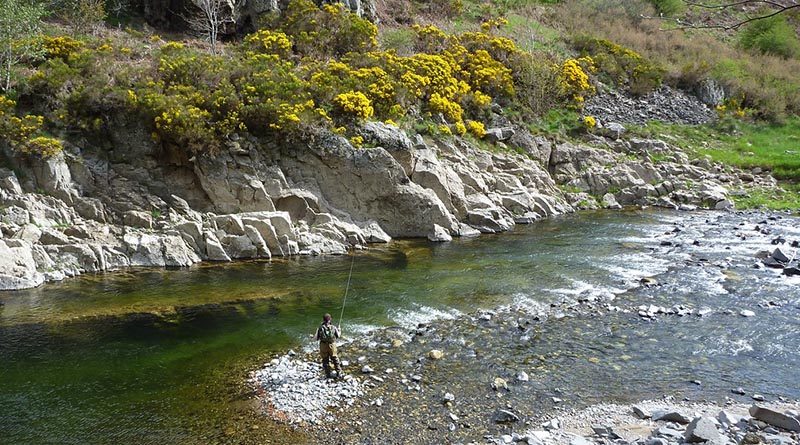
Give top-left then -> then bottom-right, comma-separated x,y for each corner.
485,127 -> 516,143
771,248 -> 791,263
361,220 -> 391,243
685,416 -> 721,443
652,409 -> 692,424
123,210 -> 153,229
427,224 -> 452,242
602,193 -> 623,210
162,234 -> 201,267
203,231 -> 231,261
749,405 -> 800,432
0,239 -> 45,290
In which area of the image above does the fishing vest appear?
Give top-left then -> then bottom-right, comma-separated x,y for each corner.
319,323 -> 335,344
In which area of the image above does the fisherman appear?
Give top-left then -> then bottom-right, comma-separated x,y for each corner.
315,313 -> 342,379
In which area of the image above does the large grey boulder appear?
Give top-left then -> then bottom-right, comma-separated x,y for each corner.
0,239 -> 45,290
685,416 -> 721,443
749,405 -> 800,432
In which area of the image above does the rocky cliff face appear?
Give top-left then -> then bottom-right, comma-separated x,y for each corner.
0,120 -> 775,290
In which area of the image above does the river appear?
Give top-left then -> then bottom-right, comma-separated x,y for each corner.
1,210 -> 798,444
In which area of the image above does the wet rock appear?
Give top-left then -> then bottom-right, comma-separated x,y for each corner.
685,416 -> 720,443
771,248 -> 791,263
783,267 -> 800,277
749,405 -> 800,432
492,377 -> 508,391
492,409 -> 520,424
732,388 -> 747,395
640,277 -> 658,287
653,409 -> 692,424
428,349 -> 444,360
740,310 -> 756,317
752,394 -> 767,402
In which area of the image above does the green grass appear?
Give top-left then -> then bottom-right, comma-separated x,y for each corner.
630,118 -> 800,211
632,118 -> 800,181
731,184 -> 800,211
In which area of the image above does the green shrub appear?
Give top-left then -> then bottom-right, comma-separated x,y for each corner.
740,15 -> 800,59
573,36 -> 664,95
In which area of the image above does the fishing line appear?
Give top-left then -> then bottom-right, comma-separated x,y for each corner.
338,252 -> 356,333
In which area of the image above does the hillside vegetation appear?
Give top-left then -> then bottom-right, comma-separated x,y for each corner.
1,0 -> 799,193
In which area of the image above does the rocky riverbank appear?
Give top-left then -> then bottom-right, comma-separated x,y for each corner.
251,209 -> 799,444
0,106 -> 782,291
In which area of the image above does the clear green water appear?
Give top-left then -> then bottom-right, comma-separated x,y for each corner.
1,210 -> 798,444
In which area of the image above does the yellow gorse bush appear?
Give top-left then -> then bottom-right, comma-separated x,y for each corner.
334,91 -> 374,120
41,35 -> 84,60
243,30 -> 293,58
16,2 -> 601,154
0,96 -> 62,158
558,57 -> 596,108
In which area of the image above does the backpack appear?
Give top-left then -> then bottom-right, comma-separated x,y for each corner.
319,324 -> 335,343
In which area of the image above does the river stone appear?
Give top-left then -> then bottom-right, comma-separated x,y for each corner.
771,248 -> 790,263
783,267 -> 800,277
428,349 -> 444,360
653,409 -> 692,424
740,309 -> 756,317
492,377 -> 508,391
749,406 -> 800,432
685,416 -> 721,443
492,409 -> 520,423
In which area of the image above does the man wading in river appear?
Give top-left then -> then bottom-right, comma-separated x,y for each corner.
316,313 -> 342,379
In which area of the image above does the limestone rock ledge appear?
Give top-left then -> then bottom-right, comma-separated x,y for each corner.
0,122 -> 770,290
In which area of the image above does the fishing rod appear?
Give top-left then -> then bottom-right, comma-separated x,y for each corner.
338,252 -> 356,334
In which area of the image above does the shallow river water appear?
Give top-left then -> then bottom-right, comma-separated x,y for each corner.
1,210 -> 798,444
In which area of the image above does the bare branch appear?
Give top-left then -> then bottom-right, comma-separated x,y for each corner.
644,0 -> 800,30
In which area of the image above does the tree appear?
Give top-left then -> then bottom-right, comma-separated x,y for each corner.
183,0 -> 231,55
61,0 -> 107,35
0,0 -> 47,93
656,1 -> 800,30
